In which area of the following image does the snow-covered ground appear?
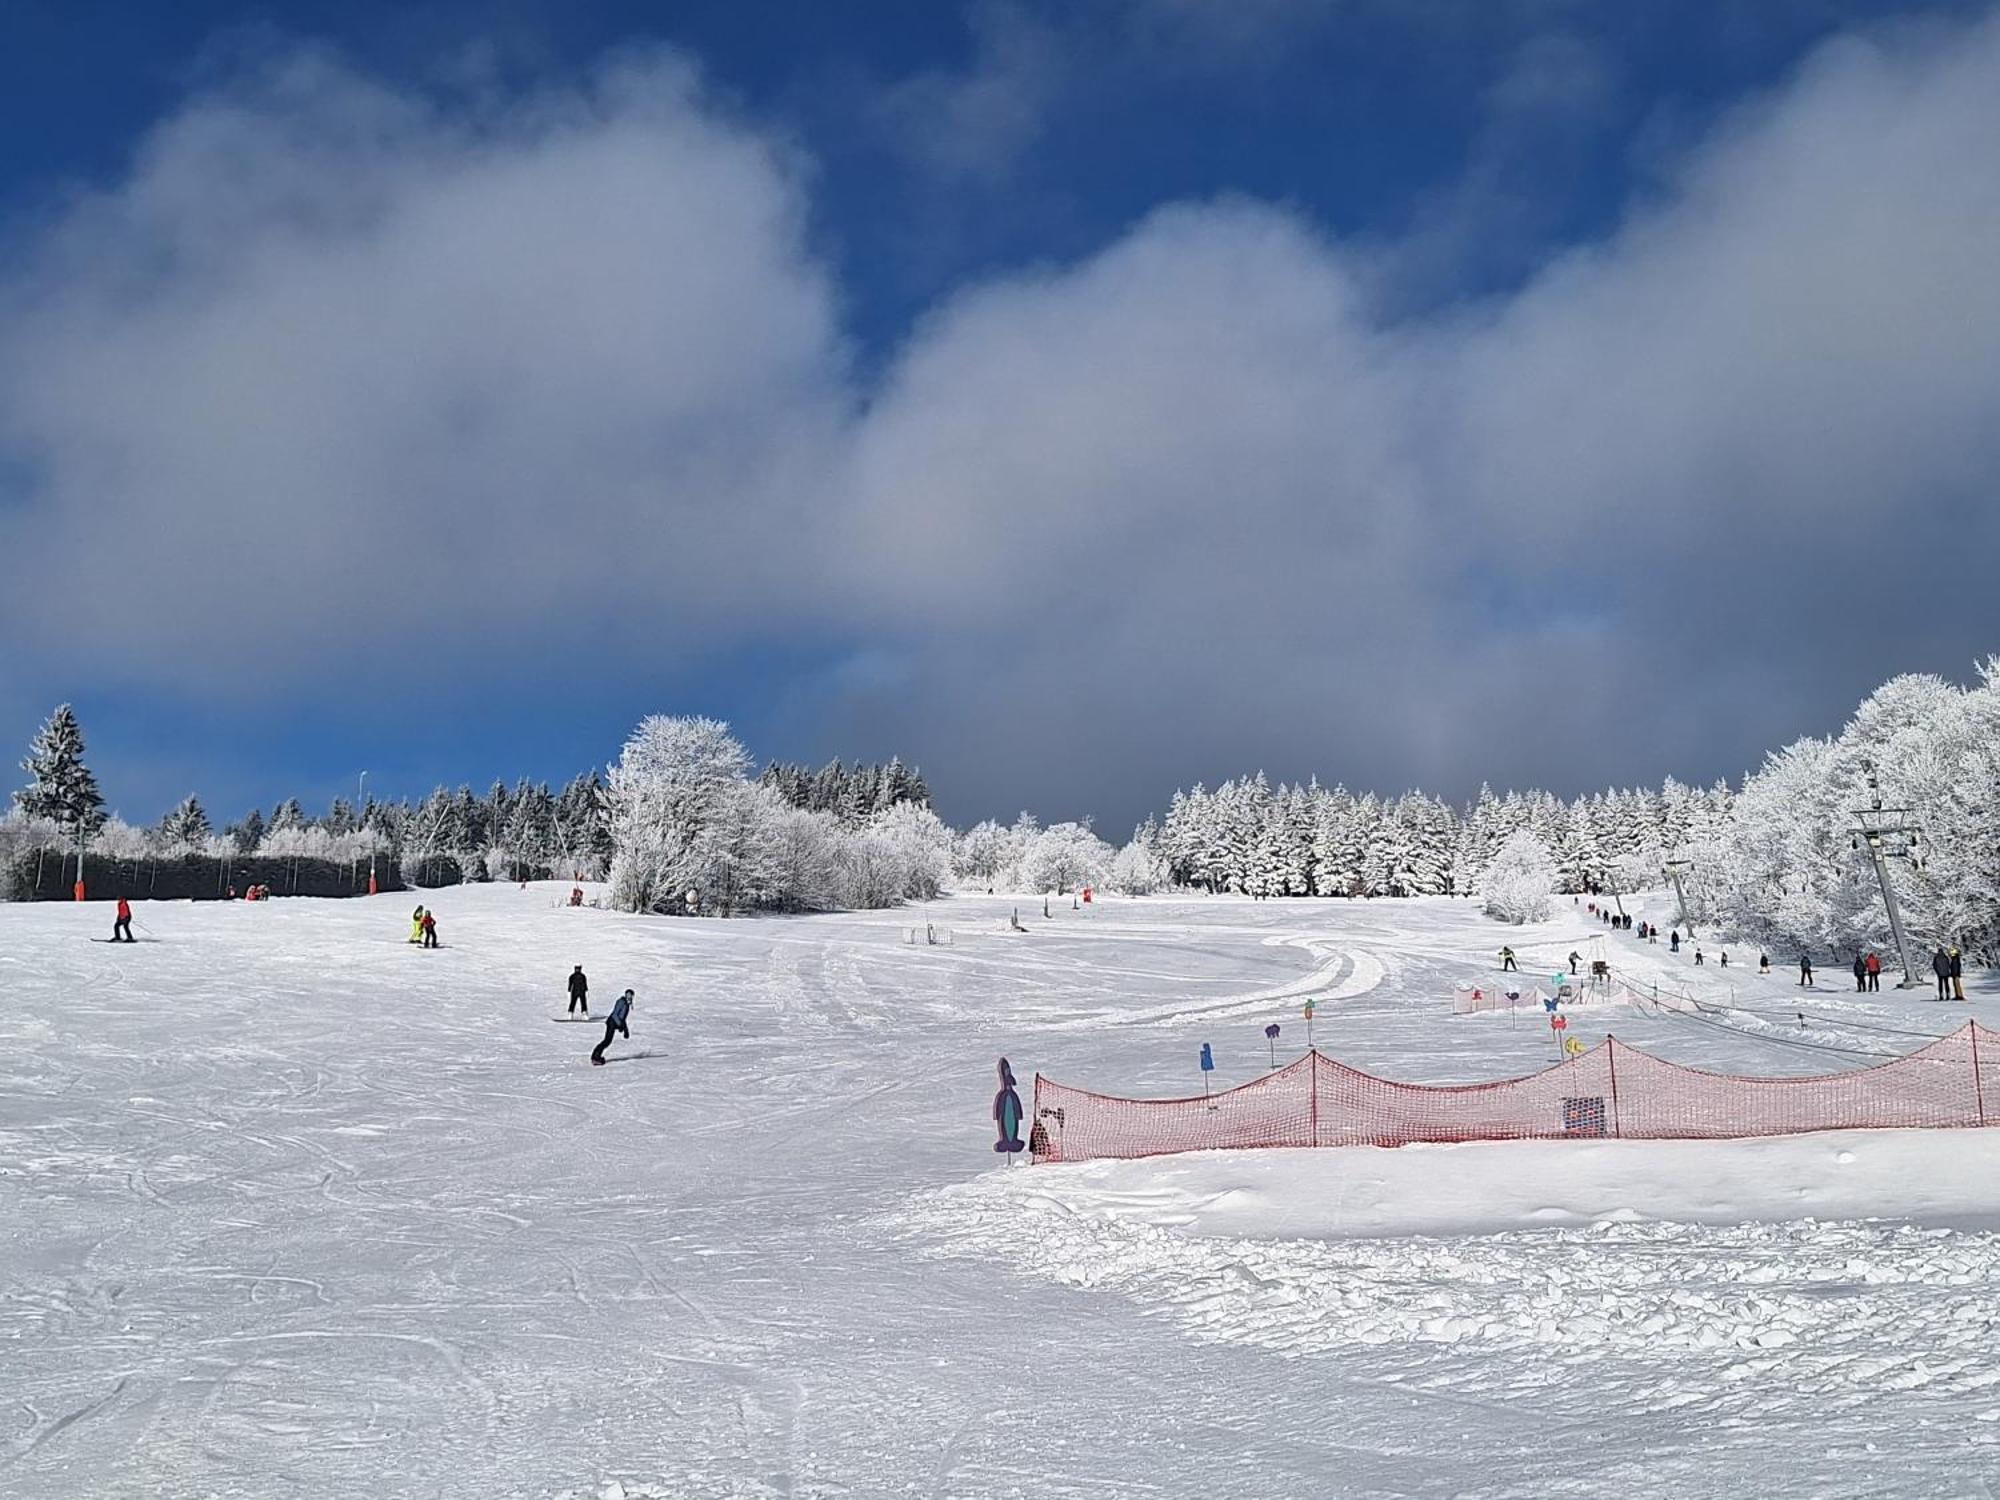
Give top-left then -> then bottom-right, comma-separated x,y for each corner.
4,887 -> 1998,1497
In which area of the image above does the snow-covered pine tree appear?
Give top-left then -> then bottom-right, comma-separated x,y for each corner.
325,798 -> 357,836
157,795 -> 211,854
231,808 -> 267,856
15,704 -> 107,840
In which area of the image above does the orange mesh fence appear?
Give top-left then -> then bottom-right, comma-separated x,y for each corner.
1031,1022 -> 2000,1164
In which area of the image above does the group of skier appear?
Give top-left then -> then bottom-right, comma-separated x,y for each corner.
565,965 -> 635,1064
407,905 -> 440,948
1932,946 -> 1966,1000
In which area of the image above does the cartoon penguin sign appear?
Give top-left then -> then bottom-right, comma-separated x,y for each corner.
993,1057 -> 1026,1158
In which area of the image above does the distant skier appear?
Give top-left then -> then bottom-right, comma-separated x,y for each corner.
1951,947 -> 1965,1001
112,897 -> 134,943
1852,953 -> 1868,992
567,965 -> 589,1016
1799,954 -> 1814,987
409,906 -> 426,944
1865,951 -> 1882,992
1568,951 -> 1580,976
1670,931 -> 1680,954
1500,946 -> 1518,972
1759,953 -> 1770,974
1720,952 -> 1729,968
420,910 -> 439,949
1694,949 -> 1704,966
1932,946 -> 1951,1000
591,989 -> 633,1065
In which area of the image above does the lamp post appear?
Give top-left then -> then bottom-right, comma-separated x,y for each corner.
1849,762 -> 1921,989
359,770 -> 377,896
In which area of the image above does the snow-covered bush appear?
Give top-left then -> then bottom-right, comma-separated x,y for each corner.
89,818 -> 155,860
602,714 -> 950,915
1107,838 -> 1168,895
1482,829 -> 1557,925
952,819 -> 1011,888
871,802 -> 953,901
261,824 -> 388,864
1021,821 -> 1112,894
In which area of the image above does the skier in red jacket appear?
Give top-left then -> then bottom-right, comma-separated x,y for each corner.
113,898 -> 134,943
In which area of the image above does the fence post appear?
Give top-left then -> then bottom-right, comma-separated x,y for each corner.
1309,1049 -> 1320,1148
1606,1036 -> 1622,1139
1972,1022 -> 1988,1128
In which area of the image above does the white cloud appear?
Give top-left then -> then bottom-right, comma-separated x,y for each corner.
0,49 -> 848,676
4,12 -> 2000,819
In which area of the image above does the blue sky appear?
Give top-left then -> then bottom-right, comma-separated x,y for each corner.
3,0 -> 1998,831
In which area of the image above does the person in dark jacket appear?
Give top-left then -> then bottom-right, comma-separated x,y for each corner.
113,897 -> 134,943
591,989 -> 633,1065
1852,953 -> 1868,992
1933,947 -> 1952,1000
1670,930 -> 1680,954
567,965 -> 589,1016
1568,951 -> 1580,976
1799,954 -> 1814,987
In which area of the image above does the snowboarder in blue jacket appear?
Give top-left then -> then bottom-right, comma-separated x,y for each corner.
591,989 -> 633,1065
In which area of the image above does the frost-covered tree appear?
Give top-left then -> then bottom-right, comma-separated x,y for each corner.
605,715 -> 754,914
400,787 -> 464,886
551,773 -> 610,879
1021,821 -> 1112,894
157,795 -> 212,854
952,819 -> 1010,887
1107,836 -> 1169,895
871,801 -> 954,901
231,808 -> 267,856
1482,829 -> 1558,925
15,704 -> 106,841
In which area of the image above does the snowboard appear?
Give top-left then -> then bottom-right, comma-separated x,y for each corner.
551,1016 -> 595,1022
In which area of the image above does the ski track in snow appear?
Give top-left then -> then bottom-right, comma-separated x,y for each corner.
5,887 -> 2000,1497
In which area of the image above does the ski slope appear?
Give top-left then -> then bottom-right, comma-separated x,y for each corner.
4,886 -> 1998,1497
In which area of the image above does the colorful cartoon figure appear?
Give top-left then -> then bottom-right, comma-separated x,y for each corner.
993,1057 -> 1025,1155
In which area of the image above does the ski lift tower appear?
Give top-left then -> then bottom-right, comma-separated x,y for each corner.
1849,761 -> 1922,989
1663,856 -> 1696,937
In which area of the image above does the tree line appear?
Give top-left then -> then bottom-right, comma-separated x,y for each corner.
12,662 -> 2000,962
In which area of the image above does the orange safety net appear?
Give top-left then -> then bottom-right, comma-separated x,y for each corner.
1030,1022 -> 2000,1164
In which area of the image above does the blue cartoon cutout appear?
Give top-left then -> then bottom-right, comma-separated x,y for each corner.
993,1056 -> 1025,1155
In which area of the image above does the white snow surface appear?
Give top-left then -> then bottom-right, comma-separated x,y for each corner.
5,886 -> 2000,1497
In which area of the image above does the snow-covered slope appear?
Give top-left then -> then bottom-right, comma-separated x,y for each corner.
4,887 -> 1996,1497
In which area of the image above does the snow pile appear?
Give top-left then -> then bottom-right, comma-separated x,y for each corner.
902,1131 -> 2000,1381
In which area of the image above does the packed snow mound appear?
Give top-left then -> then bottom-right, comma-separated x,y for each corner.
901,1134 -> 2000,1389
927,1128 -> 2000,1240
